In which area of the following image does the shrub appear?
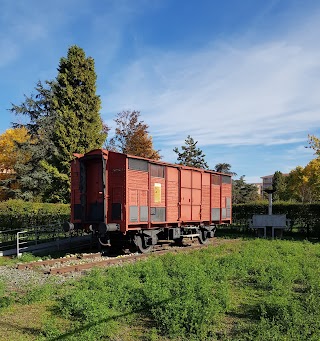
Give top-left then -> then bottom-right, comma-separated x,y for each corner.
232,202 -> 320,238
0,199 -> 70,230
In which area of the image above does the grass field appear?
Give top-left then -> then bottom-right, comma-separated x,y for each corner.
1,238 -> 320,340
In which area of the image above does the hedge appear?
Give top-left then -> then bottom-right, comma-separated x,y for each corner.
0,199 -> 70,230
1,199 -> 320,238
232,201 -> 320,238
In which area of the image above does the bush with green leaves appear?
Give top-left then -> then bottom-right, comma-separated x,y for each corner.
0,199 -> 70,230
233,202 -> 320,238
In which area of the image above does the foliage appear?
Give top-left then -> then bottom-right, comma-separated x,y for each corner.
173,135 -> 208,168
0,199 -> 70,230
307,134 -> 320,156
7,81 -> 55,201
232,176 -> 259,204
0,127 -> 30,171
9,46 -> 107,203
214,163 -> 237,176
48,45 -> 107,202
0,127 -> 30,200
232,201 -> 320,238
286,159 -> 320,203
51,45 -> 107,194
272,170 -> 288,201
108,110 -> 160,159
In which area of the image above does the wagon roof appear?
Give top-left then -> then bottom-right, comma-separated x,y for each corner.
73,149 -> 232,177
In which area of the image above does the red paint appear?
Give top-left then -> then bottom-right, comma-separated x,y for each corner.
70,149 -> 232,232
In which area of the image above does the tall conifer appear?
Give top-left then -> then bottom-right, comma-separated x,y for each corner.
173,135 -> 208,169
52,45 -> 107,174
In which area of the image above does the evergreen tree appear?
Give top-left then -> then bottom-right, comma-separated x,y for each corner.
272,171 -> 287,201
8,81 -> 56,201
214,163 -> 237,176
109,110 -> 160,160
173,135 -> 208,168
9,46 -> 107,202
52,45 -> 107,175
232,176 -> 259,204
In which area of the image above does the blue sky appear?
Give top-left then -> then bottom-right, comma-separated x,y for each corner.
1,0 -> 319,183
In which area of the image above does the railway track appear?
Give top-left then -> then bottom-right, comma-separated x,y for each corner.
16,238 -> 233,276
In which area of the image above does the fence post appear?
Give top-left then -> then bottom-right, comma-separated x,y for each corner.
16,231 -> 21,257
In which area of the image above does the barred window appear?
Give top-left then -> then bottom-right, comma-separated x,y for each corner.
212,174 -> 220,185
222,175 -> 231,184
128,158 -> 148,172
150,164 -> 165,178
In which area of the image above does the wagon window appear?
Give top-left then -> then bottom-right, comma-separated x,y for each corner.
128,158 -> 149,172
150,164 -> 165,178
211,174 -> 220,185
222,175 -> 231,184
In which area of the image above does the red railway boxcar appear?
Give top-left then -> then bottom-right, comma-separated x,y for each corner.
63,149 -> 232,252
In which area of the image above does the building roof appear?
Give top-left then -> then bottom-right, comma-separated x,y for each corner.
261,173 -> 289,179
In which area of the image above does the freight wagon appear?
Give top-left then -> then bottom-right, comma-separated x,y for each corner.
63,149 -> 232,252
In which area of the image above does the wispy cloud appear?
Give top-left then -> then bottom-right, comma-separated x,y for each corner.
103,11 -> 320,149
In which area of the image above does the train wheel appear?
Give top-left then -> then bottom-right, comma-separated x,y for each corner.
198,230 -> 209,244
134,235 -> 154,253
173,237 -> 184,246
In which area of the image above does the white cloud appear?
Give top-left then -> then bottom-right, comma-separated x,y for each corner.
103,12 -> 320,149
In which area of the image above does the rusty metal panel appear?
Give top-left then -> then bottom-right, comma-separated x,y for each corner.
201,173 -> 211,221
181,169 -> 192,188
202,172 -> 211,186
192,188 -> 201,205
192,171 -> 202,189
181,205 -> 191,221
211,185 -> 221,207
222,183 -> 232,198
129,189 -> 138,206
139,190 -> 148,206
166,167 -> 179,221
192,206 -> 201,220
85,158 -> 104,221
127,170 -> 149,190
181,188 -> 191,205
108,151 -> 126,231
167,166 -> 178,181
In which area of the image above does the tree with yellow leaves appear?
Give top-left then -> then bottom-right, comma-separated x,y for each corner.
307,134 -> 320,156
0,127 -> 30,200
287,158 -> 320,203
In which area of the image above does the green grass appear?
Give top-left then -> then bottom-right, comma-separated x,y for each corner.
0,238 -> 320,340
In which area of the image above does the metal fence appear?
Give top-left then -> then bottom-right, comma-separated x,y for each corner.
0,223 -> 95,257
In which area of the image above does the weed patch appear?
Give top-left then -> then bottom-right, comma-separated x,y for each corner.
1,239 -> 320,340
